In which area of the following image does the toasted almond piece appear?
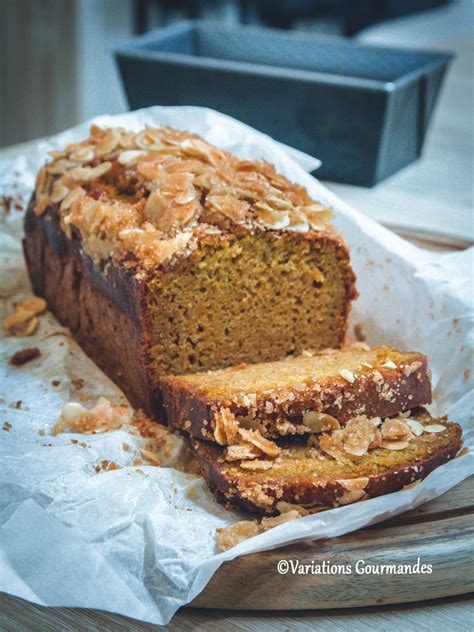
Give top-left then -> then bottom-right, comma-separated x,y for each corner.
369,427 -> 383,449
337,477 -> 369,491
22,316 -> 39,336
457,447 -> 469,457
61,401 -> 88,421
238,428 -> 280,457
406,418 -> 424,436
140,449 -> 161,465
423,424 -> 446,433
404,361 -> 422,376
15,297 -> 47,315
342,417 -> 372,457
117,150 -> 147,165
226,443 -> 262,461
381,418 -> 411,441
276,501 -> 310,516
381,440 -> 410,450
3,309 -> 36,335
69,146 -> 95,163
361,362 -> 373,369
60,186 -> 85,211
381,360 -> 397,369
213,408 -> 239,446
50,180 -> 70,203
370,417 -> 382,427
302,411 -> 340,433
95,128 -> 121,155
339,489 -> 366,505
261,510 -> 301,530
216,520 -> 260,551
339,369 -> 356,383
239,459 -> 273,471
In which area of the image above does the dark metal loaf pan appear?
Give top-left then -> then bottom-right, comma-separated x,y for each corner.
115,21 -> 453,186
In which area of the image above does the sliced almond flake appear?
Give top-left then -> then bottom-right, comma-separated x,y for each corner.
117,150 -> 147,165
275,501 -> 309,516
216,520 -> 260,551
226,443 -> 261,461
50,181 -> 70,203
406,419 -> 424,436
95,128 -> 121,155
69,146 -> 95,163
381,360 -> 397,369
423,424 -> 446,433
370,417 -> 382,427
381,440 -> 410,450
302,411 -> 340,433
15,297 -> 47,315
238,428 -> 280,457
381,418 -> 411,441
339,489 -> 366,505
337,477 -> 369,491
361,362 -> 373,369
140,449 -> 161,465
60,187 -> 86,211
3,309 -> 36,332
261,510 -> 301,530
339,369 -> 356,383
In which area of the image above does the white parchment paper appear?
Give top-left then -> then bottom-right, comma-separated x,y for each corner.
0,106 -> 473,625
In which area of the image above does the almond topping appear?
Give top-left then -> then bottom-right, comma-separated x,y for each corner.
15,297 -> 47,315
213,408 -> 239,446
275,501 -> 310,516
423,424 -> 446,433
339,369 -> 356,383
381,418 -> 412,441
226,443 -> 262,461
216,520 -> 260,551
302,411 -> 341,433
238,428 -> 280,457
337,477 -> 369,491
261,510 -> 301,529
381,360 -> 397,369
406,419 -> 424,436
339,489 -> 366,505
381,440 -> 410,451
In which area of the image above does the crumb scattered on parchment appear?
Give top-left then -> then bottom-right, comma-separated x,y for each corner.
354,323 -> 366,342
71,378 -> 85,390
9,347 -> 41,366
51,397 -> 131,436
38,429 -> 45,437
50,396 -> 197,474
95,460 -> 120,473
3,297 -> 47,337
216,509 -> 304,551
52,379 -> 61,387
2,421 -> 12,432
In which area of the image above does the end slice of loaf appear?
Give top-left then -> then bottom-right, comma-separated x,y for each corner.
191,409 -> 462,514
161,347 -> 431,442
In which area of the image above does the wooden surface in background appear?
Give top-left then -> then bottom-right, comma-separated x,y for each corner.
0,477 -> 472,630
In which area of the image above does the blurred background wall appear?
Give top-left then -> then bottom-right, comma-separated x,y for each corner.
2,0 -> 470,147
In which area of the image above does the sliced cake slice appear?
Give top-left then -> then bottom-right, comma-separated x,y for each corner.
191,409 -> 462,514
160,347 -> 431,443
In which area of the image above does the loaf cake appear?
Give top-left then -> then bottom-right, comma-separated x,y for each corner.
161,346 -> 431,441
191,409 -> 462,514
23,125 -> 357,416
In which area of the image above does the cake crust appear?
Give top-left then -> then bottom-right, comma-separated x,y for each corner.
161,348 -> 432,440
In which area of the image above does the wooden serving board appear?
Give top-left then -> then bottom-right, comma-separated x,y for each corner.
192,476 -> 474,610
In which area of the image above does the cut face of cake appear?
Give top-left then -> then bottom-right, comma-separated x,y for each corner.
23,125 -> 357,417
161,347 -> 432,441
191,409 -> 462,514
